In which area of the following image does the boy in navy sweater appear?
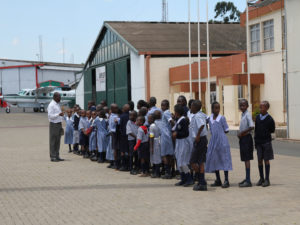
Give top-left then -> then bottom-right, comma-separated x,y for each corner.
254,101 -> 275,187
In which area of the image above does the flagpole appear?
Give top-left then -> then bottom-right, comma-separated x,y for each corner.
206,0 -> 211,114
188,0 -> 192,99
197,0 -> 201,101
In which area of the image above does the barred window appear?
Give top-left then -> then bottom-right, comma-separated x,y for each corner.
250,24 -> 260,53
263,20 -> 274,51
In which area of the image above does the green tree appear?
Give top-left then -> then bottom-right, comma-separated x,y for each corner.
214,1 -> 241,23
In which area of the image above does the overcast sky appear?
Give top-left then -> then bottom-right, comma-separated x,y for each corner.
0,0 -> 246,64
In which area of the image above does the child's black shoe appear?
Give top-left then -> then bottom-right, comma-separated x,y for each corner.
175,173 -> 186,186
239,179 -> 246,185
193,183 -> 207,191
183,173 -> 194,187
256,178 -> 264,186
211,180 -> 222,187
222,180 -> 230,188
130,170 -> 137,175
239,181 -> 252,188
262,180 -> 270,187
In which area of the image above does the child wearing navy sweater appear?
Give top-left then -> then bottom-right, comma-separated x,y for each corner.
172,104 -> 194,187
255,101 -> 275,187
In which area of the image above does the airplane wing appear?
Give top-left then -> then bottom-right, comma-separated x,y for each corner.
35,86 -> 56,95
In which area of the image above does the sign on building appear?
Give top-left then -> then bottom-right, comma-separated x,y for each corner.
96,66 -> 106,92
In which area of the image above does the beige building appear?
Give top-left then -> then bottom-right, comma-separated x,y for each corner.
241,0 -> 286,125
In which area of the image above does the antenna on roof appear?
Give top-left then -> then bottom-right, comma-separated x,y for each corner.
39,35 -> 43,62
162,0 -> 168,22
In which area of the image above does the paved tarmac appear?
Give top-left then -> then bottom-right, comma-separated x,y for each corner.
0,111 -> 300,225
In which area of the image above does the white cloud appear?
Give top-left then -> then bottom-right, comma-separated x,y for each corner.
12,37 -> 20,46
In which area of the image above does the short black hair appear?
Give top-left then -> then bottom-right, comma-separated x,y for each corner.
188,99 -> 195,109
153,110 -> 162,120
261,100 -> 270,109
129,110 -> 138,118
192,100 -> 202,111
211,101 -> 220,111
239,99 -> 249,107
139,107 -> 148,116
137,100 -> 147,108
137,116 -> 146,124
128,101 -> 135,111
174,104 -> 185,116
149,97 -> 157,105
161,99 -> 169,108
178,95 -> 187,106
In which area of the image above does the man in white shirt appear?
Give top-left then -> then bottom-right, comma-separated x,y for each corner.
48,92 -> 64,162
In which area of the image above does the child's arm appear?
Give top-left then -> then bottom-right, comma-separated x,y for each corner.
269,117 -> 276,133
149,125 -> 154,154
134,139 -> 141,151
221,116 -> 230,133
195,125 -> 205,143
134,128 -> 142,151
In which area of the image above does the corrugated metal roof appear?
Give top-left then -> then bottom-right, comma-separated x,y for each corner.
106,21 -> 246,53
252,0 -> 281,8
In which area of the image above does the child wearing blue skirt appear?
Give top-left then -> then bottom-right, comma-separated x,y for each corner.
157,100 -> 174,179
172,104 -> 194,187
94,110 -> 109,163
206,102 -> 232,188
89,111 -> 97,160
64,109 -> 74,153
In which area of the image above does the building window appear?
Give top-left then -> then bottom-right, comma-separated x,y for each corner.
263,20 -> 274,51
250,24 -> 260,53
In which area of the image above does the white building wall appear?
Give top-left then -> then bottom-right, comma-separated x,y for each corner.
248,9 -> 285,124
286,0 -> 300,139
0,59 -> 82,95
130,51 -> 146,107
149,57 -> 199,109
76,73 -> 84,109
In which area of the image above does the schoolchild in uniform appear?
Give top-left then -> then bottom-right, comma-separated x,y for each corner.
134,116 -> 150,177
254,101 -> 275,187
187,99 -> 195,121
126,110 -> 139,175
84,110 -> 91,158
92,110 -> 109,163
138,106 -> 148,118
119,104 -> 130,171
172,104 -> 194,187
128,101 -> 135,112
149,111 -> 162,178
189,100 -> 208,191
89,111 -> 97,160
238,99 -> 255,187
177,95 -> 189,117
206,102 -> 232,188
146,97 -> 162,126
73,106 -> 80,154
64,109 -> 74,153
79,110 -> 89,157
156,99 -> 174,179
107,104 -> 119,168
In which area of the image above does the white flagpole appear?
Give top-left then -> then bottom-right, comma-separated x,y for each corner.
197,0 -> 201,101
206,0 -> 211,114
188,0 -> 192,99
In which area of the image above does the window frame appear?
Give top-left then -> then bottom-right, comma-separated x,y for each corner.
263,19 -> 274,51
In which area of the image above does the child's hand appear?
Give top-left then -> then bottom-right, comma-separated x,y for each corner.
172,132 -> 177,140
134,145 -> 138,151
195,135 -> 200,143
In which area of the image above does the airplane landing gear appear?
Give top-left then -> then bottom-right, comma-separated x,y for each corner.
5,107 -> 10,113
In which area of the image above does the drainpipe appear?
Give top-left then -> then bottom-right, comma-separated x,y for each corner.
284,0 -> 289,138
145,55 -> 151,101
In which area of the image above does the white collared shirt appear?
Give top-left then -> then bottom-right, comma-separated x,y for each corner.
47,100 -> 63,123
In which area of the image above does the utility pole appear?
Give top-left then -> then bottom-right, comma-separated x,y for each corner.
162,0 -> 168,22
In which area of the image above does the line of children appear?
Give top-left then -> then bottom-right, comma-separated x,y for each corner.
62,97 -> 276,191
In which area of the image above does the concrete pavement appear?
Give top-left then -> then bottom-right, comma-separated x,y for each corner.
0,111 -> 300,225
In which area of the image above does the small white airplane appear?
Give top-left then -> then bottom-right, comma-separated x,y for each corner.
0,87 -> 76,113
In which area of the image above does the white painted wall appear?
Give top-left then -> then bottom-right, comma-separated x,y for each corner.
149,57 -> 199,109
130,51 -> 145,108
0,59 -> 82,95
248,9 -> 286,124
76,73 -> 84,109
286,0 -> 300,139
